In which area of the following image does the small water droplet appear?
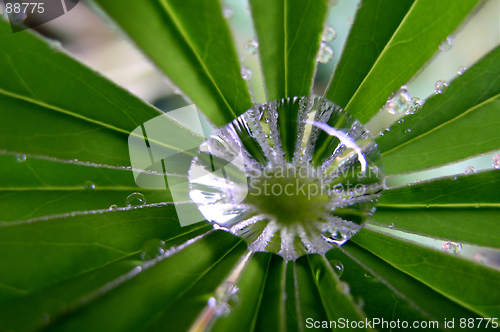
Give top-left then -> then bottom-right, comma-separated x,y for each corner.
15,154 -> 27,163
336,281 -> 350,295
126,192 -> 147,206
364,271 -> 372,278
384,87 -> 411,114
329,260 -> 344,277
214,282 -> 240,315
85,181 -> 95,190
464,166 -> 476,175
434,80 -> 449,94
358,299 -> 365,308
222,6 -> 235,19
404,128 -> 412,133
316,42 -> 334,63
397,119 -> 405,124
347,17 -> 354,25
474,252 -> 487,263
322,25 -> 337,42
442,241 -> 462,254
439,37 -> 453,51
50,40 -> 62,51
244,39 -> 259,55
458,66 -> 468,75
42,314 -> 50,324
406,97 -> 424,115
140,238 -> 167,260
241,66 -> 253,80
388,223 -> 395,229
492,153 -> 500,169
109,204 -> 118,210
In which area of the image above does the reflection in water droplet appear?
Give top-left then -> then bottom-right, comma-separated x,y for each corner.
464,166 -> 476,175
317,42 -> 334,63
492,154 -> 500,169
15,154 -> 27,163
126,192 -> 147,206
85,181 -> 96,190
384,87 -> 411,114
222,6 -> 235,19
329,260 -> 344,277
188,96 -> 384,261
438,37 -> 453,51
434,80 -> 449,94
458,66 -> 468,75
109,204 -> 118,210
322,25 -> 337,42
140,238 -> 167,261
406,97 -> 424,115
241,66 -> 253,80
442,241 -> 462,254
404,128 -> 412,134
244,39 -> 259,55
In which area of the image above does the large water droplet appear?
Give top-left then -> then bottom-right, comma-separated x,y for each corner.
442,241 -> 462,254
188,96 -> 384,261
317,42 -> 334,63
384,87 -> 411,114
15,154 -> 27,163
126,192 -> 147,206
222,6 -> 235,19
240,66 -> 253,80
492,154 -> 500,169
322,25 -> 337,42
329,260 -> 344,277
244,39 -> 259,55
434,80 -> 449,94
439,37 -> 453,51
464,166 -> 476,175
140,238 -> 167,260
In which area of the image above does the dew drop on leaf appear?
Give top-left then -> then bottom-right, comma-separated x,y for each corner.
240,66 -> 253,80
388,223 -> 395,228
140,238 -> 166,261
404,128 -> 412,133
15,154 -> 27,163
222,6 -> 235,19
384,87 -> 411,114
85,181 -> 95,190
464,166 -> 476,175
244,39 -> 259,55
126,192 -> 147,206
442,241 -> 462,254
492,153 -> 500,169
406,97 -> 424,115
188,96 -> 384,261
336,281 -> 350,294
109,204 -> 118,210
364,271 -> 372,278
434,80 -> 449,94
329,259 -> 344,277
316,42 -> 334,63
438,37 -> 453,51
347,17 -> 354,24
458,66 -> 468,75
322,25 -> 337,42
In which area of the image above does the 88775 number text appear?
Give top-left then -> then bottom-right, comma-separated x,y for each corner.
5,2 -> 44,14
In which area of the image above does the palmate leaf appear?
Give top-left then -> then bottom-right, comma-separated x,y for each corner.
0,0 -> 499,331
377,44 -> 500,175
